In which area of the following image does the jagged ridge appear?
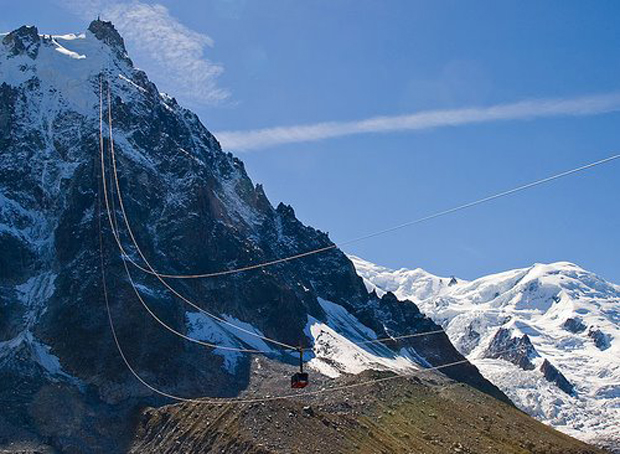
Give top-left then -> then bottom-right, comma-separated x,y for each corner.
0,20 -> 508,452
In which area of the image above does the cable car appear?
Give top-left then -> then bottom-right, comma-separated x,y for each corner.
291,372 -> 309,388
291,346 -> 309,388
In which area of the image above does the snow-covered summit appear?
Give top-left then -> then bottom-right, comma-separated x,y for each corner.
352,256 -> 620,451
0,21 -> 134,115
349,254 -> 463,303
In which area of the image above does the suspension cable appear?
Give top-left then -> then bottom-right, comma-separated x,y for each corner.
101,80 -> 620,355
100,208 -> 524,407
96,80 -> 543,403
353,329 -> 446,345
100,85 -> 451,354
99,81 -> 297,351
107,98 -> 619,279
99,190 -> 531,405
98,80 -> 284,354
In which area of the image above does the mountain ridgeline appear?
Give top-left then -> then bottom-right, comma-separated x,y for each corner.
0,20 -> 516,452
351,256 -> 620,452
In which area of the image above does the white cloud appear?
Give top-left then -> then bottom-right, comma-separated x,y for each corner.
217,92 -> 620,151
60,0 -> 229,105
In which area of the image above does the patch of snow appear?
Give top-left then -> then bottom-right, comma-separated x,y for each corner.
17,272 -> 57,326
218,174 -> 263,228
304,298 -> 422,378
348,254 -> 459,302
0,330 -> 76,382
186,311 -> 276,373
118,73 -> 147,93
0,192 -> 51,247
29,333 -> 70,377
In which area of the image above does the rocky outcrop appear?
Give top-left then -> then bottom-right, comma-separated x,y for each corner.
483,328 -> 538,370
562,317 -> 586,334
2,26 -> 40,59
540,359 -> 575,395
352,256 -> 620,450
588,328 -> 610,351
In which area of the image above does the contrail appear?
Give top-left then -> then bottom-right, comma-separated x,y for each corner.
216,92 -> 620,151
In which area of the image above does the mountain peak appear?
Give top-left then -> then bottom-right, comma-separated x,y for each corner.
2,25 -> 40,59
531,261 -> 582,272
353,256 -> 620,448
87,19 -> 126,54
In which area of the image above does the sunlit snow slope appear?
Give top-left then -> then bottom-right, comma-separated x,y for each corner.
351,256 -> 620,451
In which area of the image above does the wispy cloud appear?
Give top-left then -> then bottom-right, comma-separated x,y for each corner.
60,0 -> 229,105
217,92 -> 620,151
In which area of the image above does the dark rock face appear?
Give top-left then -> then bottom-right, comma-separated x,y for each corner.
2,26 -> 40,59
483,328 -> 538,370
540,359 -> 575,395
563,318 -> 610,350
459,323 -> 481,355
588,328 -> 610,351
88,20 -> 126,51
563,317 -> 586,334
0,20 -> 509,451
485,330 -> 575,395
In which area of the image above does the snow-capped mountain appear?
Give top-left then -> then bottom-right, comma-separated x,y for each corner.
351,256 -> 620,450
0,21 -> 508,451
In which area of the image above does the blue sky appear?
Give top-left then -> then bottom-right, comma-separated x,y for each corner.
3,1 -> 620,281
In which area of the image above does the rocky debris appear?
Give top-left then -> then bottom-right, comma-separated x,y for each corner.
540,359 -> 575,395
128,359 -> 605,454
483,328 -> 538,371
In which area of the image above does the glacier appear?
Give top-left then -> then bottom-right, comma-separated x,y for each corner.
351,255 -> 620,450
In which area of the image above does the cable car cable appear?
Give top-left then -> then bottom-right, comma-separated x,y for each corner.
101,81 -> 620,355
99,81 -> 297,351
96,81 -> 572,403
100,208 -> 526,406
106,96 -> 620,279
100,94 -> 461,355
98,81 -> 283,354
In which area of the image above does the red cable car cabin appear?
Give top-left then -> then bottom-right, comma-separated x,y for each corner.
291,372 -> 309,388
291,346 -> 309,388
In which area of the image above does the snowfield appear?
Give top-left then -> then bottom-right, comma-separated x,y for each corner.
304,298 -> 425,378
185,296 -> 427,378
351,255 -> 620,450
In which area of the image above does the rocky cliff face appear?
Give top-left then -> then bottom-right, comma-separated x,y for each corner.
0,21 -> 507,452
483,328 -> 539,371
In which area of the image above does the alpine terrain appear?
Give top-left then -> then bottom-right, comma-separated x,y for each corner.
0,20 -> 609,453
352,256 -> 620,452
